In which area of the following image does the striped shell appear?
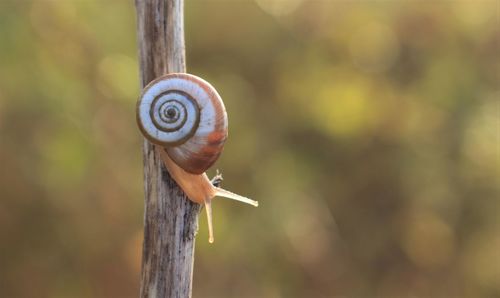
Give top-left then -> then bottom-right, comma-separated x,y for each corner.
136,73 -> 228,174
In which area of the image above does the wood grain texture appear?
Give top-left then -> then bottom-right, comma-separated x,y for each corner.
135,1 -> 201,297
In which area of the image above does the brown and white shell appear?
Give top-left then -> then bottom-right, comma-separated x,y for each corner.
136,73 -> 228,174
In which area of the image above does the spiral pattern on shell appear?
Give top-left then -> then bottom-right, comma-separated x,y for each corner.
137,73 -> 228,174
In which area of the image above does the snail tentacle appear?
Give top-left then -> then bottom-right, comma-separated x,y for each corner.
137,73 -> 257,243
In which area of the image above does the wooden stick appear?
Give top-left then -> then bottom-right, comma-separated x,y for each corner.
135,1 -> 200,297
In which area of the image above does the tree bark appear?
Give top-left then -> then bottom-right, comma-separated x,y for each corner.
135,1 -> 200,297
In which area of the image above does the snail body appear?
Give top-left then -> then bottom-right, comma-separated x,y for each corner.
137,73 -> 258,243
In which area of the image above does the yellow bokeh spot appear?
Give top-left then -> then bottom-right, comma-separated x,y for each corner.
463,95 -> 500,175
402,211 -> 455,270
255,0 -> 303,16
312,77 -> 377,137
97,54 -> 138,101
462,229 -> 500,289
349,23 -> 400,73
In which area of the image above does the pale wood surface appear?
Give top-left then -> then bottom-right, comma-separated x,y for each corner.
135,0 -> 201,297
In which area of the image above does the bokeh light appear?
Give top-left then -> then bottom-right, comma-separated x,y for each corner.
0,0 -> 498,297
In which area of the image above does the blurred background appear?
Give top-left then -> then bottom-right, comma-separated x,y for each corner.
0,0 -> 499,297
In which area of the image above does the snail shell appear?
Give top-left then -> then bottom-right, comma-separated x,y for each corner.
136,73 -> 228,174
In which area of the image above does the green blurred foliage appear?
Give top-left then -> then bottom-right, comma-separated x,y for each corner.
0,0 -> 498,297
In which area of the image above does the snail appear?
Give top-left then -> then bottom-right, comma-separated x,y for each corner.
136,73 -> 258,243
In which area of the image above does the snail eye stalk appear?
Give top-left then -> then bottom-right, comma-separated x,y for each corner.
137,73 -> 257,243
